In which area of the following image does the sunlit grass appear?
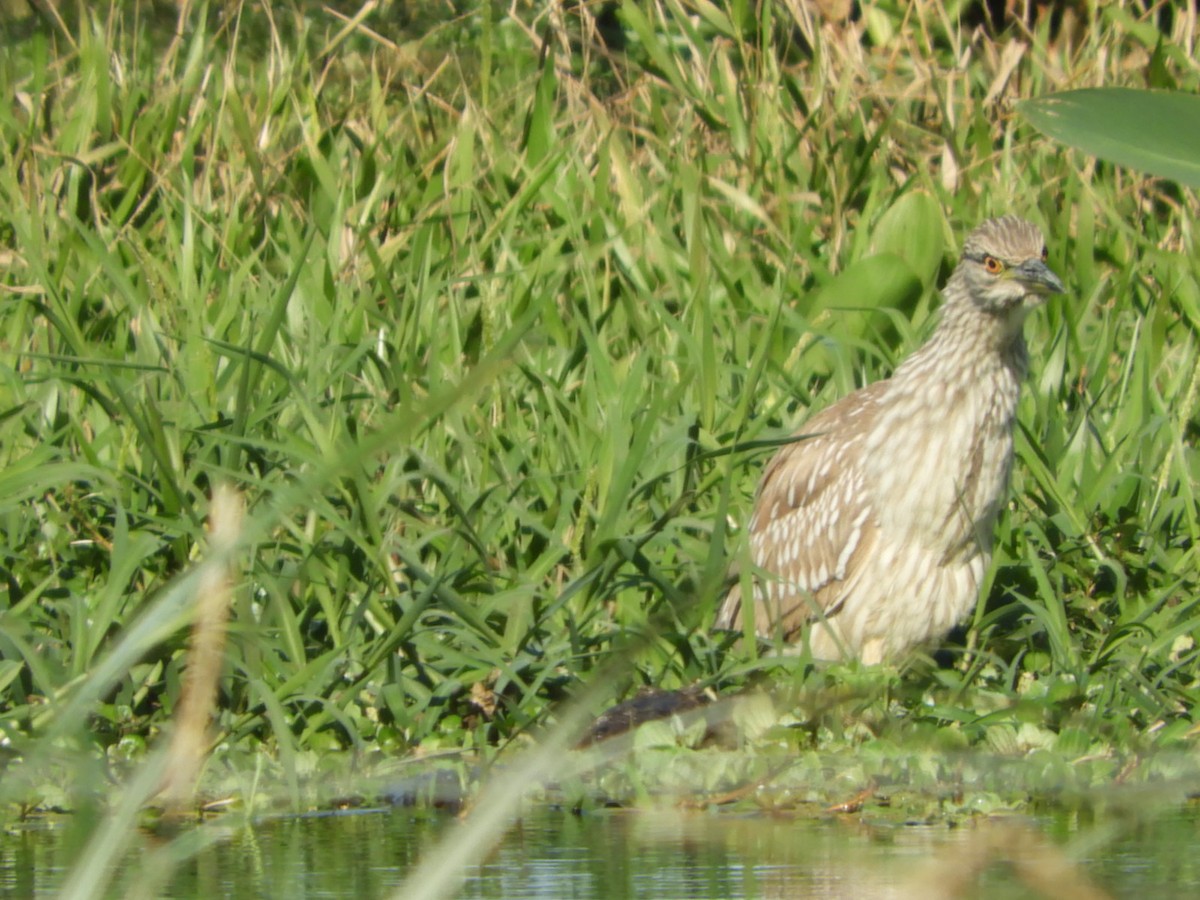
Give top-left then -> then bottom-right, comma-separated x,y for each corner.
0,0 -> 1198,895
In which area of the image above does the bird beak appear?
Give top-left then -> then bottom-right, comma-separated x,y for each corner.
1014,259 -> 1066,295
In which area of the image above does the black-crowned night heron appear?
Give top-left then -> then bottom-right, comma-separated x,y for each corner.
715,215 -> 1066,663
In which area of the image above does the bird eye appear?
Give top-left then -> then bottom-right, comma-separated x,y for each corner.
1041,246 -> 1049,261
983,255 -> 1004,274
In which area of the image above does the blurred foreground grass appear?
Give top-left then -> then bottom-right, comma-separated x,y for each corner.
0,0 -> 1198,833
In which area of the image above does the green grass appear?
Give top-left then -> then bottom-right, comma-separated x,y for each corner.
0,0 -> 1199,891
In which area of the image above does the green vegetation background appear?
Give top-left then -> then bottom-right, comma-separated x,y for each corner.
0,0 -> 1198,813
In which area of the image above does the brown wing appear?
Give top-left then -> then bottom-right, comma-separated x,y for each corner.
715,381 -> 887,639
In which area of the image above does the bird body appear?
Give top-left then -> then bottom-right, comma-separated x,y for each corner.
715,216 -> 1065,663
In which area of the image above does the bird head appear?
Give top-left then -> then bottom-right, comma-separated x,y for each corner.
958,216 -> 1066,315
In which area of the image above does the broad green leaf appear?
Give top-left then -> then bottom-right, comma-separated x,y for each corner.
800,253 -> 923,376
870,193 -> 946,290
809,253 -> 922,315
1019,88 -> 1200,188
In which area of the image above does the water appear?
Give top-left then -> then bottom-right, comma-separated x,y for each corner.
3,802 -> 1199,898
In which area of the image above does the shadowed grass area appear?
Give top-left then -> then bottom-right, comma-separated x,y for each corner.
0,0 -> 1198,893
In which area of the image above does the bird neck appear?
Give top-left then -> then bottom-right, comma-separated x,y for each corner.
895,277 -> 1030,386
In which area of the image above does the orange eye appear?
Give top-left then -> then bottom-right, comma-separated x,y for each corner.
983,255 -> 1004,274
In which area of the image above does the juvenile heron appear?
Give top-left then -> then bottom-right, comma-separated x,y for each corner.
715,215 -> 1065,663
